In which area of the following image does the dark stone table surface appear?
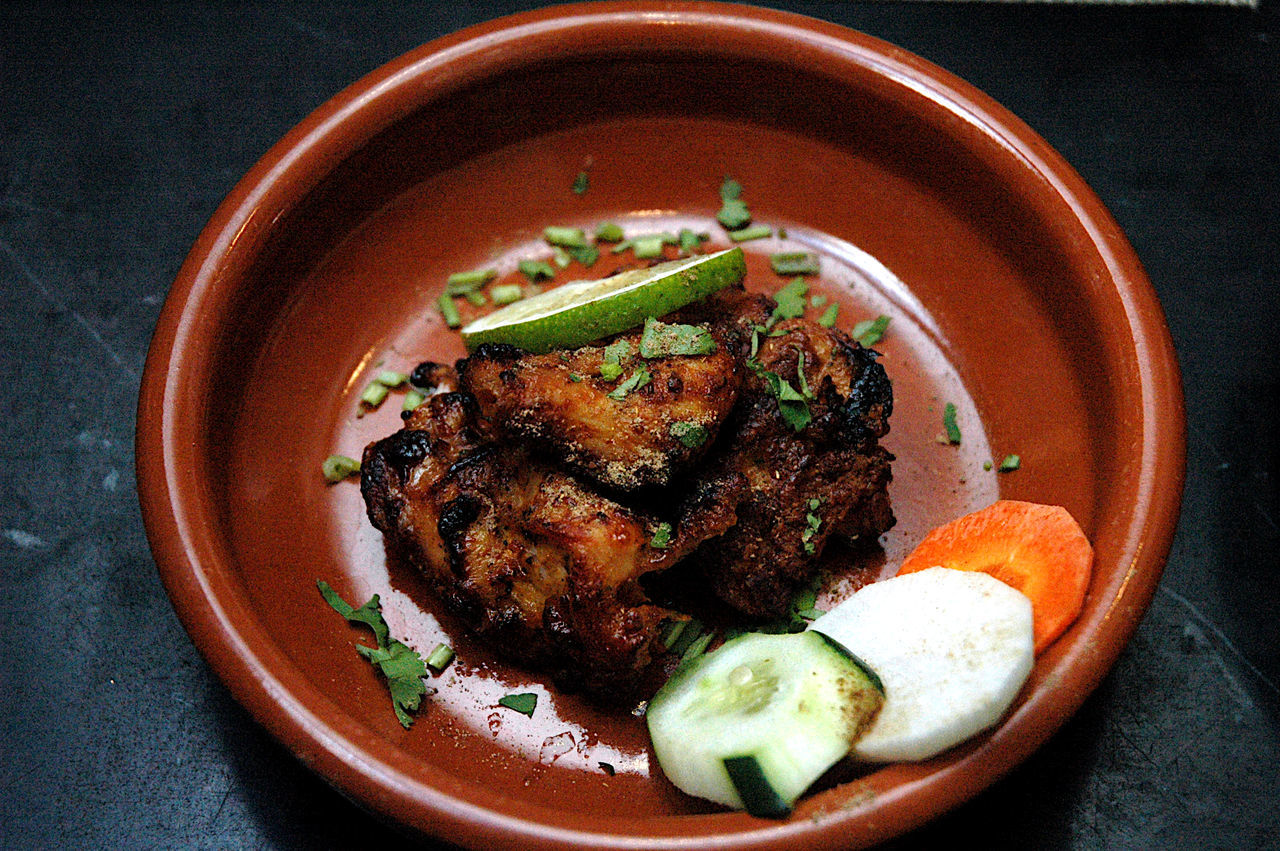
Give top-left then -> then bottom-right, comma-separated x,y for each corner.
2,2 -> 1276,848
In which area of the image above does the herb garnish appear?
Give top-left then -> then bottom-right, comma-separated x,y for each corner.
572,171 -> 589,195
425,643 -> 455,673
490,284 -> 523,305
818,303 -> 839,328
770,278 -> 809,324
543,226 -> 590,248
770,252 -> 820,277
801,497 -> 824,555
717,177 -> 751,230
518,259 -> 555,282
317,581 -> 430,729
437,292 -> 462,329
669,421 -> 709,448
564,244 -> 599,267
852,315 -> 891,347
498,692 -> 538,717
639,317 -> 717,358
650,522 -> 673,549
727,224 -> 772,242
321,454 -> 360,483
599,339 -> 633,381
595,222 -> 624,242
678,228 -> 707,253
998,454 -> 1021,472
608,366 -> 651,400
942,402 -> 962,445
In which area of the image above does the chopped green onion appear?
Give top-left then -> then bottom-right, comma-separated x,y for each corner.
639,317 -> 717,358
670,421 -> 709,448
728,224 -> 772,242
943,402 -> 962,445
497,692 -> 538,717
998,454 -> 1021,472
402,390 -> 426,413
446,268 -> 497,291
491,284 -> 523,305
668,618 -> 705,656
678,631 -> 715,668
464,290 -> 487,307
595,222 -> 625,242
810,294 -> 828,308
375,370 -> 408,387
609,238 -> 634,254
518,259 -> 555,282
438,292 -> 461,328
770,252 -> 820,276
818,303 -> 839,328
572,171 -> 589,195
660,619 -> 689,649
632,235 -> 666,259
425,643 -> 455,672
360,382 -> 390,408
552,245 -> 572,268
543,225 -> 590,248
852,315 -> 891,347
321,454 -> 361,483
650,521 -> 673,549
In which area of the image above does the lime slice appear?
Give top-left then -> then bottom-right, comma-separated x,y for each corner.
460,248 -> 746,353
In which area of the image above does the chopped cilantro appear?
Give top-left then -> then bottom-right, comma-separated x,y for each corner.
678,228 -> 707,252
717,177 -> 751,229
998,454 -> 1021,472
670,421 -> 709,448
498,692 -> 538,717
321,454 -> 360,483
818,302 -> 839,328
599,363 -> 623,381
943,402 -> 962,445
572,171 -> 589,195
770,278 -> 809,323
518,259 -> 555,282
852,315 -> 890,347
650,521 -> 673,549
608,366 -> 651,400
564,244 -> 599,267
595,222 -> 624,242
770,252 -> 820,276
639,317 -> 717,358
600,339 -> 633,380
568,373 -> 583,383
317,581 -> 429,729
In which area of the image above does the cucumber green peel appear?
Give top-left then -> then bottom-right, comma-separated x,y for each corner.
646,631 -> 883,818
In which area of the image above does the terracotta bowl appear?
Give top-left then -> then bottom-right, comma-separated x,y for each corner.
136,3 -> 1185,848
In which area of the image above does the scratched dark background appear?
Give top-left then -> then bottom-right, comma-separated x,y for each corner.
1,2 -> 1277,848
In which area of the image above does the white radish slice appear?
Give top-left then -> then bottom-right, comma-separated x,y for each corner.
808,567 -> 1034,762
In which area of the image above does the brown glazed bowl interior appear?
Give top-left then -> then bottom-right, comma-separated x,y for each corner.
136,4 -> 1185,849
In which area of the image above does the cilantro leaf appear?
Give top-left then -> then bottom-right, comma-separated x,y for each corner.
670,421 -> 709,448
318,581 -> 430,729
498,692 -> 538,716
998,454 -> 1021,472
639,317 -> 717,358
607,366 -> 651,400
650,521 -> 673,549
818,303 -> 839,328
852,314 -> 891,347
770,278 -> 809,324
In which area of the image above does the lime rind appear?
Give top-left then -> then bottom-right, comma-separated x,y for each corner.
459,248 -> 746,353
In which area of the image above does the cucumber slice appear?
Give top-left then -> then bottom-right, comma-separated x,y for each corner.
646,631 -> 883,817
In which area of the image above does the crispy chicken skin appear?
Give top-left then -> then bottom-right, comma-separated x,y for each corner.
362,386 -> 701,696
460,319 -> 742,491
360,286 -> 894,695
687,316 -> 895,616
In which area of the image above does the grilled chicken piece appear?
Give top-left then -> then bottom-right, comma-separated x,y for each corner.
362,386 -> 712,696
688,315 -> 896,617
460,318 -> 742,491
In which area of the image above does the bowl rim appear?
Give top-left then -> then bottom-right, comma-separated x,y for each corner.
135,2 -> 1186,848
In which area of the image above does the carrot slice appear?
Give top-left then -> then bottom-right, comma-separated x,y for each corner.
897,500 -> 1093,654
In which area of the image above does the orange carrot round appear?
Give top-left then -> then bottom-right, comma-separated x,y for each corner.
897,500 -> 1093,654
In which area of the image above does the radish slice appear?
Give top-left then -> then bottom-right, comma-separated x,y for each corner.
809,567 -> 1034,762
